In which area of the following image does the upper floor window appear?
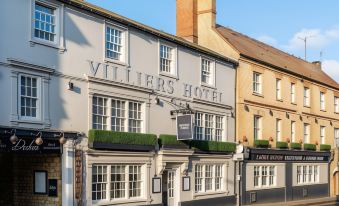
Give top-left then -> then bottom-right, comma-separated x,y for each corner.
253,72 -> 262,94
92,96 -> 143,133
335,128 -> 339,147
276,119 -> 281,141
276,79 -> 281,100
160,44 -> 175,75
320,126 -> 326,144
303,123 -> 310,143
291,121 -> 296,142
254,115 -> 262,140
19,75 -> 40,119
194,113 -> 224,141
291,83 -> 296,104
34,3 -> 56,42
335,97 -> 339,113
201,58 -> 214,86
320,92 -> 325,111
106,26 -> 124,61
303,87 -> 310,107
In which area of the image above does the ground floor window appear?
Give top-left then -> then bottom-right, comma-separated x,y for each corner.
92,164 -> 143,202
253,165 -> 276,188
297,165 -> 319,184
194,164 -> 223,193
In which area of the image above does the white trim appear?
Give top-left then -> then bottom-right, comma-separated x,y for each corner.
158,40 -> 178,78
199,55 -> 216,88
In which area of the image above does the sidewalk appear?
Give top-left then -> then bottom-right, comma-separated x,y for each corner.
244,197 -> 338,206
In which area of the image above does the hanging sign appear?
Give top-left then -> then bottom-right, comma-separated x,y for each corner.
177,115 -> 193,140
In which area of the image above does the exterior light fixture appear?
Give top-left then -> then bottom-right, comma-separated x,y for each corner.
9,129 -> 18,145
154,96 -> 160,105
59,132 -> 67,144
35,132 -> 43,146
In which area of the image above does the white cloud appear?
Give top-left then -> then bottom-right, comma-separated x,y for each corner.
256,35 -> 278,46
322,59 -> 339,83
282,26 -> 339,52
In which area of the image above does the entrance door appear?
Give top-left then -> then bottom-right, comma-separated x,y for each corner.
162,170 -> 175,206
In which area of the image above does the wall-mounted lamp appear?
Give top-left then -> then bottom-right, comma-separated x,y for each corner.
59,132 -> 67,144
154,96 -> 160,105
35,132 -> 43,146
9,129 -> 18,145
68,81 -> 74,90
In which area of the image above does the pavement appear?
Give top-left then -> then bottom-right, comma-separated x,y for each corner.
244,197 -> 339,206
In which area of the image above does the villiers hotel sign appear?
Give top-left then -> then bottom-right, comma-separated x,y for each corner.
88,61 -> 223,103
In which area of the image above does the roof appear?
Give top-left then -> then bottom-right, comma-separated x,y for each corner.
216,25 -> 339,89
57,0 -> 238,66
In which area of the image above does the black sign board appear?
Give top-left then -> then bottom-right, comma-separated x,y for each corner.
48,179 -> 58,197
176,115 -> 193,140
0,137 -> 61,154
248,149 -> 330,162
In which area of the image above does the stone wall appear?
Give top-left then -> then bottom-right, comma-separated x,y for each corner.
6,154 -> 62,206
0,153 -> 13,205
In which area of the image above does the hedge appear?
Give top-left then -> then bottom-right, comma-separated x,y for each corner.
276,141 -> 288,149
88,129 -> 157,146
303,143 -> 316,151
158,134 -> 188,147
254,140 -> 269,148
190,140 -> 236,153
290,142 -> 301,150
320,144 -> 331,151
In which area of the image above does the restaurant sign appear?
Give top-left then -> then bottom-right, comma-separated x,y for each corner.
177,115 -> 193,140
0,137 -> 61,154
250,153 -> 330,162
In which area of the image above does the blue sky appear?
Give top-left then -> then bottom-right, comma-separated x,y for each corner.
87,0 -> 339,82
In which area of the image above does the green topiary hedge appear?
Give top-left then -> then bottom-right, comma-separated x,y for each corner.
158,134 -> 188,147
276,141 -> 288,149
190,140 -> 236,153
290,142 -> 302,150
254,140 -> 269,148
88,129 -> 157,146
320,144 -> 331,151
303,143 -> 316,151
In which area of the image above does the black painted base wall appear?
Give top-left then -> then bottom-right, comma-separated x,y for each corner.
292,184 -> 329,201
181,195 -> 236,206
245,188 -> 285,205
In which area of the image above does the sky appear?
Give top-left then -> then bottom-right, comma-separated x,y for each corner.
87,0 -> 339,82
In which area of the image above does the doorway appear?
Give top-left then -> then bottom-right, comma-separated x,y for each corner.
162,170 -> 176,206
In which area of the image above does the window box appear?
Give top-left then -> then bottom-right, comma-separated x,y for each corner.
320,144 -> 331,151
276,141 -> 288,149
158,134 -> 189,149
254,140 -> 269,148
88,129 -> 157,151
303,143 -> 316,151
290,142 -> 302,150
190,140 -> 236,153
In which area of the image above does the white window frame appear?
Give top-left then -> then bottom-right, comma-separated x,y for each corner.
30,0 -> 64,50
304,87 -> 310,107
335,128 -> 339,148
291,83 -> 296,104
303,123 -> 310,143
320,126 -> 326,144
254,115 -> 262,140
291,121 -> 296,143
296,165 -> 319,185
104,22 -> 128,65
200,57 -> 216,87
194,164 -> 224,194
320,92 -> 326,111
158,41 -> 178,78
276,79 -> 281,100
194,112 -> 225,142
91,164 -> 144,204
253,165 -> 276,188
253,72 -> 262,94
335,97 -> 339,113
92,96 -> 144,133
276,119 -> 281,141
18,73 -> 42,121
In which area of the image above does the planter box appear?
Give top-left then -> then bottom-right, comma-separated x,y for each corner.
254,140 -> 269,148
190,140 -> 236,153
290,142 -> 301,150
158,134 -> 189,149
89,142 -> 155,151
303,143 -> 316,151
320,144 -> 331,151
276,141 -> 288,149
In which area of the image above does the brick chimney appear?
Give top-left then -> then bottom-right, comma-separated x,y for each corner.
176,0 -> 216,43
312,61 -> 322,70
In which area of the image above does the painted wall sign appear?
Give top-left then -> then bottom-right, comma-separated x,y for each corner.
48,179 -> 58,197
249,153 -> 330,162
0,137 -> 61,154
177,115 -> 193,140
88,61 -> 223,103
